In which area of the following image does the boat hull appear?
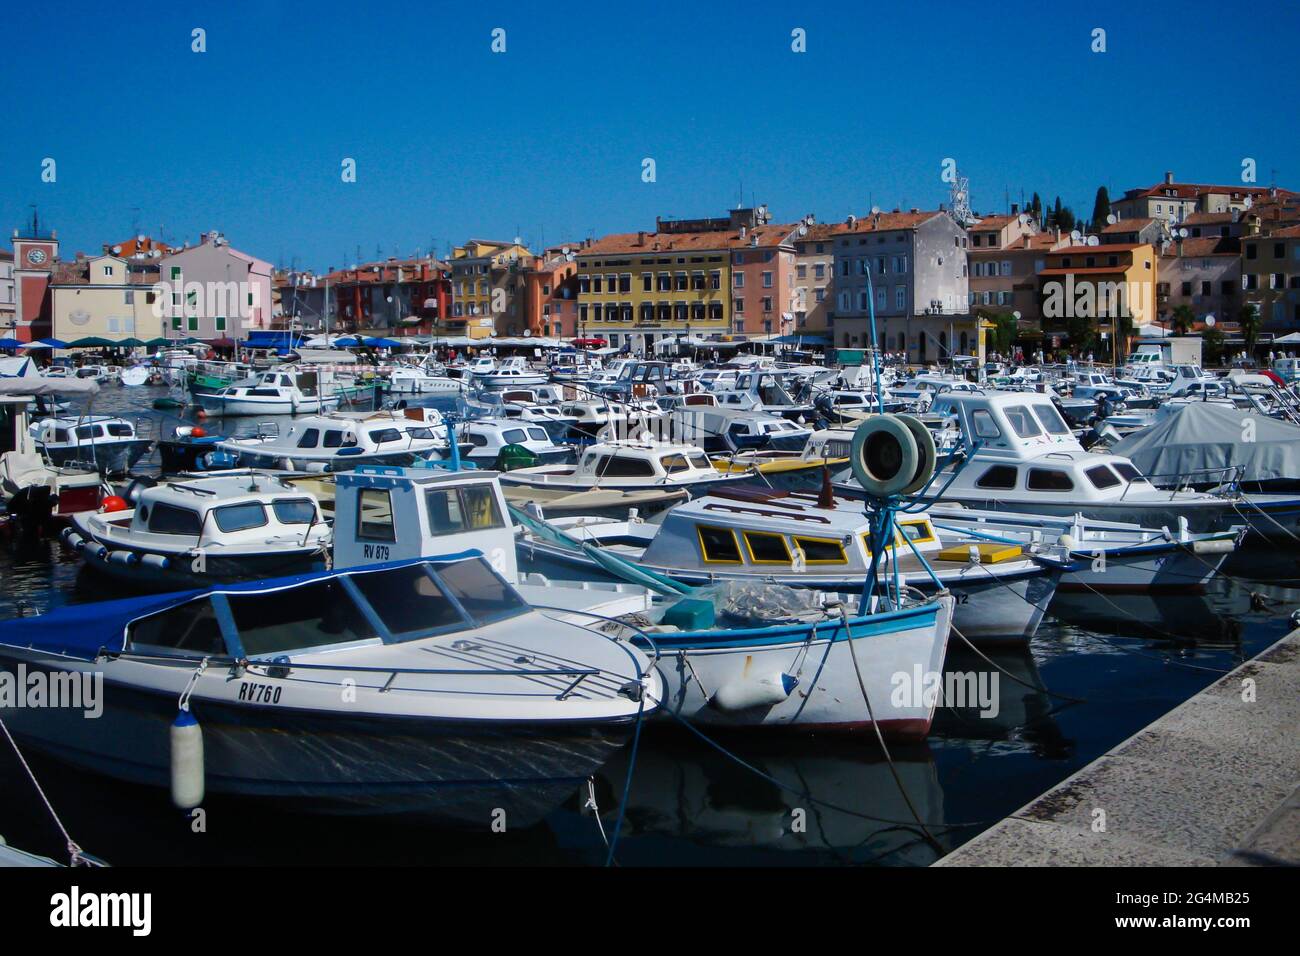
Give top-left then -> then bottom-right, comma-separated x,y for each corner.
639,598 -> 952,738
43,440 -> 152,476
0,652 -> 637,825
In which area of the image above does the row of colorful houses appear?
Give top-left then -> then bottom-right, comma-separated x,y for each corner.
7,171 -> 1299,360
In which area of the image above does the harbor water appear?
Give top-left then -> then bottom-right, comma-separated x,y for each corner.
0,385 -> 1293,866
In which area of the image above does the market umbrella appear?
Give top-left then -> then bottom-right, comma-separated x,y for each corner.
206,337 -> 238,348
333,336 -> 362,347
0,338 -> 25,350
143,337 -> 174,347
363,337 -> 402,348
116,337 -> 146,347
22,337 -> 68,349
67,336 -> 119,348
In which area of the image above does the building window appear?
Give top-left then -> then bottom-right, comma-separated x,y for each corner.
761,271 -> 773,288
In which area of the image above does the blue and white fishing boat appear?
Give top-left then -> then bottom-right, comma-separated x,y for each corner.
331,463 -> 955,736
0,555 -> 659,824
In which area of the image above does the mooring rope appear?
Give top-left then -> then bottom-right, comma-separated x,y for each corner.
0,712 -> 95,866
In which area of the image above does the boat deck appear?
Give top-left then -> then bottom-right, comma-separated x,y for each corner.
934,627 -> 1300,866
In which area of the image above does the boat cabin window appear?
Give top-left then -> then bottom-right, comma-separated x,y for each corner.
53,428 -> 71,443
349,564 -> 463,637
213,501 -> 268,533
897,520 -> 936,545
1031,404 -> 1071,436
228,579 -> 379,655
273,499 -> 317,525
105,422 -> 133,438
527,427 -> 548,442
744,530 -> 791,564
323,430 -> 345,448
357,488 -> 396,541
698,525 -> 743,563
1112,462 -> 1146,484
1026,468 -> 1074,491
970,409 -> 1002,439
368,428 -> 402,444
296,428 -> 321,448
425,484 -> 504,536
148,502 -> 203,535
975,465 -> 1018,490
405,427 -> 435,440
75,424 -> 104,440
1085,465 -> 1122,489
435,558 -> 526,624
595,455 -> 656,478
793,536 -> 848,564
128,597 -> 227,656
502,428 -> 528,444
1003,406 -> 1043,438
660,453 -> 696,474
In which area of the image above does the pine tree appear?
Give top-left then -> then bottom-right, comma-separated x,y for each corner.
1090,186 -> 1111,230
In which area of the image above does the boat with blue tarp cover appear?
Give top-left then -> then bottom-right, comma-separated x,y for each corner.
0,553 -> 660,824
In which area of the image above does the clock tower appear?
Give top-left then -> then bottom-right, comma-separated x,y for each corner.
11,216 -> 58,342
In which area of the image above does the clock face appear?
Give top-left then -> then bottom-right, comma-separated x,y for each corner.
26,248 -> 47,265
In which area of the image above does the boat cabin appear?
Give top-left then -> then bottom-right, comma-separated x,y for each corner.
120,476 -> 324,548
639,489 -> 942,574
333,466 -> 518,579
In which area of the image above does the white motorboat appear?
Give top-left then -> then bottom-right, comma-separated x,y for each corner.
66,473 -> 330,591
197,369 -> 340,416
499,439 -> 754,498
0,555 -> 659,823
216,410 -> 455,471
28,415 -> 153,475
387,364 -> 467,395
473,356 -> 548,388
848,391 -> 1300,537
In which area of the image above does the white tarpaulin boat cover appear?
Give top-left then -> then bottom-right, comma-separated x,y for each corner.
1112,401 -> 1300,483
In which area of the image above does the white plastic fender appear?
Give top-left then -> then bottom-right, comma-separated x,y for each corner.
711,672 -> 799,711
1192,538 -> 1235,554
140,553 -> 171,570
170,710 -> 204,809
63,531 -> 85,550
106,550 -> 138,566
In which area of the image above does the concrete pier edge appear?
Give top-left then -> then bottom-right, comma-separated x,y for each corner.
934,626 -> 1300,866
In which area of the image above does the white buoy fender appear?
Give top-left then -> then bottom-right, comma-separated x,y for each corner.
106,550 -> 138,566
63,531 -> 84,550
711,672 -> 799,711
1193,538 -> 1235,554
170,710 -> 205,809
140,553 -> 171,570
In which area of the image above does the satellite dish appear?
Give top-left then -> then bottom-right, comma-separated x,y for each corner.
870,206 -> 881,216
1178,228 -> 1189,239
1018,214 -> 1030,225
137,234 -> 146,243
1205,315 -> 1216,327
798,224 -> 808,236
1070,230 -> 1082,242
111,245 -> 122,254
1087,236 -> 1100,246
1012,311 -> 1022,320
1106,213 -> 1117,225
523,329 -> 532,337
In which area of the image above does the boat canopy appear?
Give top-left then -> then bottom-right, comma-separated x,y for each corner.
0,554 -> 498,662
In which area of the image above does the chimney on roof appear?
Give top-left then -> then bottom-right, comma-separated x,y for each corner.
739,225 -> 747,240
910,207 -> 919,214
1023,237 -> 1031,249
846,215 -> 856,229
1164,171 -> 1174,185
1011,202 -> 1020,216
636,231 -> 646,246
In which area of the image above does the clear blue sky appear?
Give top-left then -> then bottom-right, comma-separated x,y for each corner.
3,0 -> 1296,272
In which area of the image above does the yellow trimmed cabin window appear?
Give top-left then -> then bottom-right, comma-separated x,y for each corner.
792,536 -> 847,565
743,531 -> 792,564
896,520 -> 936,546
697,525 -> 743,564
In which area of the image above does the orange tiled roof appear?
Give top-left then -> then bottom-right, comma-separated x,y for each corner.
1161,237 -> 1238,257
577,230 -> 737,256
